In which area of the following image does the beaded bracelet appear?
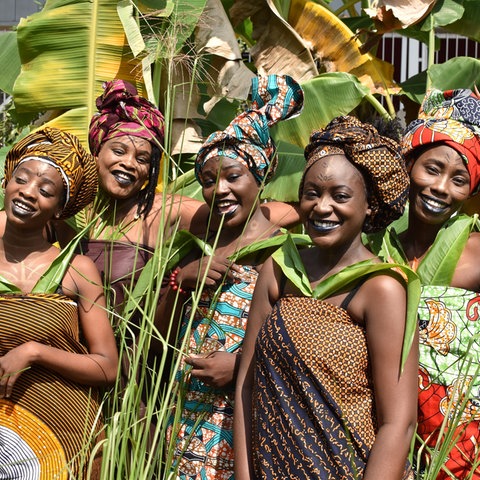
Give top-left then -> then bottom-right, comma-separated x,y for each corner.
169,268 -> 187,294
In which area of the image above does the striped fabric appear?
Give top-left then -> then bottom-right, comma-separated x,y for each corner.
0,293 -> 102,478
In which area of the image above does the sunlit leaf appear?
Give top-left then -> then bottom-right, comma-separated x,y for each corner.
364,0 -> 435,31
401,57 -> 480,104
12,0 -> 145,147
418,0 -> 464,31
288,0 -> 398,95
0,32 -> 21,96
418,214 -> 477,285
272,72 -> 371,149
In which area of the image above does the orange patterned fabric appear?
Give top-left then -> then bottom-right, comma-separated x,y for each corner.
4,127 -> 98,219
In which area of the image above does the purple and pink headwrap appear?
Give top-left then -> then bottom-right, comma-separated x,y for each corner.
195,75 -> 304,185
88,79 -> 165,156
402,89 -> 480,194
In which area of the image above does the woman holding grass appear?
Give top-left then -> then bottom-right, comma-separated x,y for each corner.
369,88 -> 480,478
164,74 -> 304,479
234,116 -> 418,479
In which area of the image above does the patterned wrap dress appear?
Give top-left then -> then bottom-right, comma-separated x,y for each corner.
253,294 -> 377,479
369,215 -> 480,478
0,272 -> 102,478
168,265 -> 258,480
417,285 -> 480,479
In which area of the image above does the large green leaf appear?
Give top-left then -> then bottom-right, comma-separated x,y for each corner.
417,214 -> 478,285
401,57 -> 480,104
271,72 -> 371,149
12,0 -> 144,147
262,140 -> 305,202
446,0 -> 480,41
418,0 -> 465,31
0,32 -> 21,96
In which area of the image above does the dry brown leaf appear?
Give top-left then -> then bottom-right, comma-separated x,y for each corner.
364,0 -> 436,31
230,0 -> 318,81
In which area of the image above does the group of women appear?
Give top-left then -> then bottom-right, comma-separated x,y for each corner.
0,73 -> 479,480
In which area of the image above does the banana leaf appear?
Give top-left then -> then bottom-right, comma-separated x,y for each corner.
417,0 -> 464,31
287,0 -> 398,96
12,0 -> 145,147
272,233 -> 421,369
271,72 -> 371,150
0,32 -> 21,96
417,214 -> 479,286
401,57 -> 480,104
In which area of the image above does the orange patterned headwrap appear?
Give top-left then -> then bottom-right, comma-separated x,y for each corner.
4,127 -> 98,219
402,89 -> 480,194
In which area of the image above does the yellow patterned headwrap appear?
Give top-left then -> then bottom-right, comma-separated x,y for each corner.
4,128 -> 98,219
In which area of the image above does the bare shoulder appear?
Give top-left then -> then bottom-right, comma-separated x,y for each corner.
68,253 -> 102,282
362,270 -> 407,300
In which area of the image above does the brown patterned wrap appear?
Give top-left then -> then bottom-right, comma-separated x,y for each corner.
4,127 -> 98,219
302,115 -> 409,233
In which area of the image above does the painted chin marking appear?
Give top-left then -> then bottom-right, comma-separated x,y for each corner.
420,196 -> 449,215
309,219 -> 340,233
112,171 -> 135,186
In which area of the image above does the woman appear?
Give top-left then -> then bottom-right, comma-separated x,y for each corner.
370,88 -> 480,478
54,79 -> 299,320
165,74 -> 304,479
0,127 -> 118,478
235,116 -> 419,479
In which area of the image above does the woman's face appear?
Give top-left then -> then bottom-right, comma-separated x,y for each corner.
96,135 -> 152,200
408,144 -> 470,226
300,154 -> 370,249
5,159 -> 64,228
199,156 -> 260,230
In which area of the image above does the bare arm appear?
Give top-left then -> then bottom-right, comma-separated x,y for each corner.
361,274 -> 419,480
0,255 -> 118,397
234,257 -> 281,480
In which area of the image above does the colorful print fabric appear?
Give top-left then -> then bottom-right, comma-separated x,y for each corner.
195,75 -> 304,185
402,89 -> 480,194
417,284 -> 480,479
168,265 -> 258,479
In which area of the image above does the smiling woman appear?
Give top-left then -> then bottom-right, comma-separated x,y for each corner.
0,127 -> 118,479
162,74 -> 304,480
370,88 -> 480,478
234,116 -> 417,480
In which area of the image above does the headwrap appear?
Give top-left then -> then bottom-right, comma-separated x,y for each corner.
88,79 -> 165,156
4,127 -> 98,219
195,75 -> 304,185
302,115 -> 409,233
402,89 -> 480,194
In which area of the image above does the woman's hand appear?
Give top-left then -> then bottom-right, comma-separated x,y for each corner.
0,342 -> 36,398
185,351 -> 240,388
176,257 -> 242,290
